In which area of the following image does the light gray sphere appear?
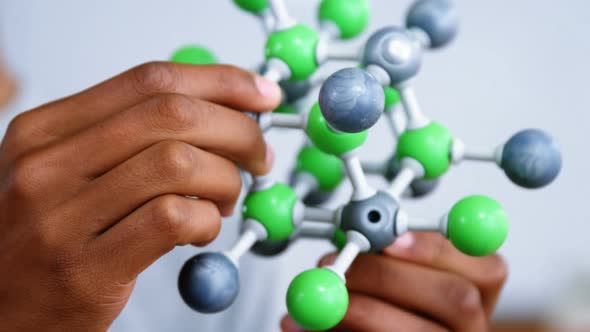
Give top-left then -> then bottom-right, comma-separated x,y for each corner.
340,191 -> 399,251
178,252 -> 239,313
319,68 -> 385,133
406,0 -> 459,49
385,156 -> 439,197
362,26 -> 422,85
501,129 -> 562,189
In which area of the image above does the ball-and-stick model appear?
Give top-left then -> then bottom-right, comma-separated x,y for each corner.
171,0 -> 562,330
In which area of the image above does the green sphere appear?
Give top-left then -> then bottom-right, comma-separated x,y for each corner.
306,103 -> 368,156
233,0 -> 268,14
296,146 -> 344,192
287,268 -> 349,331
396,122 -> 452,179
318,0 -> 370,39
243,183 -> 298,241
170,45 -> 217,65
448,195 -> 509,257
331,229 -> 347,250
274,104 -> 297,114
383,87 -> 401,111
265,24 -> 319,81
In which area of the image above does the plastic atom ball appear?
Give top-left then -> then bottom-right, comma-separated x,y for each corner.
265,24 -> 319,81
295,146 -> 344,192
318,0 -> 370,39
319,68 -> 385,133
178,252 -> 239,313
233,0 -> 268,14
406,0 -> 459,49
396,122 -> 453,179
306,103 -> 368,155
447,195 -> 508,257
501,129 -> 562,189
287,268 -> 349,331
242,183 -> 298,241
170,45 -> 217,65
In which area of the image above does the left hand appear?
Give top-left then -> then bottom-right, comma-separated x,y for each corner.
281,232 -> 508,332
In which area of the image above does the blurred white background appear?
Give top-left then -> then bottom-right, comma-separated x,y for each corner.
1,1 -> 589,331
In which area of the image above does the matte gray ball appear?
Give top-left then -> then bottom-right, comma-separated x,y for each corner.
178,252 -> 239,313
385,156 -> 439,197
251,239 -> 291,257
406,0 -> 459,49
340,191 -> 399,251
319,68 -> 385,133
501,129 -> 562,189
362,26 -> 422,85
280,79 -> 312,104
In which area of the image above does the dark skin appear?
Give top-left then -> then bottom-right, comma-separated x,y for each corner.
0,61 -> 507,331
282,232 -> 507,332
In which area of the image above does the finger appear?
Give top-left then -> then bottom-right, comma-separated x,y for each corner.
334,293 -> 449,332
45,93 -> 271,177
60,140 -> 241,235
345,254 -> 488,332
383,232 -> 508,315
5,63 -> 280,151
91,194 -> 221,283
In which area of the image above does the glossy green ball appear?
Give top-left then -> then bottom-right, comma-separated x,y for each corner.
295,146 -> 344,192
170,45 -> 217,65
243,183 -> 298,241
265,24 -> 319,81
318,0 -> 370,39
233,0 -> 268,14
396,122 -> 452,179
383,86 -> 401,111
448,195 -> 509,256
287,268 -> 349,331
306,103 -> 368,156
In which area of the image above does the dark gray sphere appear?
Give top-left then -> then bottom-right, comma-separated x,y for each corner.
385,156 -> 439,197
406,0 -> 459,49
319,68 -> 385,133
501,129 -> 562,189
280,79 -> 312,104
340,191 -> 399,251
178,252 -> 239,313
362,26 -> 422,85
251,239 -> 291,257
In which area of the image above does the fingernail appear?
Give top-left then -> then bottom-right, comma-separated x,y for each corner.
265,143 -> 275,168
255,75 -> 281,100
282,316 -> 304,332
391,232 -> 415,252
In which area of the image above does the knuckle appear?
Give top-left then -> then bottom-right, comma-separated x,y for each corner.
149,195 -> 187,240
224,165 -> 243,204
155,140 -> 197,180
5,112 -> 35,148
131,61 -> 179,96
7,153 -> 45,199
152,94 -> 197,131
445,278 -> 483,318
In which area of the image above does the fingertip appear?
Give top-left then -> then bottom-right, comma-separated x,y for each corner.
280,315 -> 305,332
317,252 -> 338,267
254,75 -> 282,108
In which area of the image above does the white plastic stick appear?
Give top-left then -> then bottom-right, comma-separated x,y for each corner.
303,206 -> 336,223
327,231 -> 370,280
224,221 -> 266,264
297,221 -> 336,238
292,172 -> 318,199
397,84 -> 430,129
270,113 -> 305,129
463,147 -> 498,162
361,159 -> 388,175
268,0 -> 296,30
388,166 -> 416,199
384,105 -> 406,138
326,42 -> 361,61
342,154 -> 376,201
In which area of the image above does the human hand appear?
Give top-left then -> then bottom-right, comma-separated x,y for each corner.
282,232 -> 507,332
0,62 -> 281,331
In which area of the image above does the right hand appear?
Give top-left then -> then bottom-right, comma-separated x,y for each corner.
0,62 -> 281,331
